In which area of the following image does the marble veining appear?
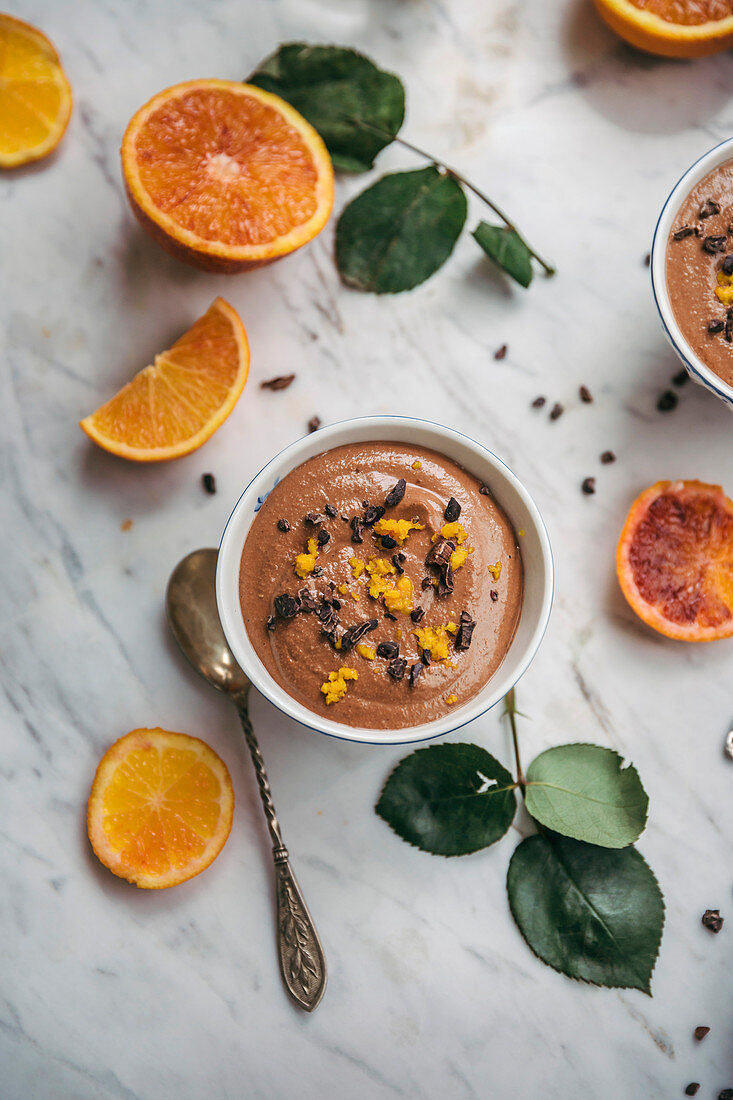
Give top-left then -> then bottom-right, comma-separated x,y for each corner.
2,1 -> 733,1097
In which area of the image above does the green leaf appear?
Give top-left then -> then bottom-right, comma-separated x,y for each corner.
472,222 -> 533,288
507,833 -> 664,993
525,744 -> 649,849
248,43 -> 405,173
336,167 -> 467,294
376,743 -> 517,856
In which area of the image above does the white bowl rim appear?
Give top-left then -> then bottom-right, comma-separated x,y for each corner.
216,415 -> 554,746
651,135 -> 733,405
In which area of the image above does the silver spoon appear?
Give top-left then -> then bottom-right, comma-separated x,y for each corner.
165,547 -> 327,1012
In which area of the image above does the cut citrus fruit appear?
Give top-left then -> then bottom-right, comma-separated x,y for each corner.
121,79 -> 334,272
80,296 -> 249,461
617,480 -> 733,641
593,0 -> 733,57
87,728 -> 234,889
0,14 -> 72,167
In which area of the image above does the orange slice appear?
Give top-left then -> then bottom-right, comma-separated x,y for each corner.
121,79 -> 334,272
0,14 -> 72,167
617,480 -> 733,641
87,728 -> 234,889
80,296 -> 249,461
593,0 -> 733,57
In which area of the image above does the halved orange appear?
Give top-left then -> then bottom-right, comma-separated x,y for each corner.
87,728 -> 234,889
80,296 -> 249,461
617,480 -> 733,641
121,79 -> 334,272
593,0 -> 733,58
0,14 -> 73,167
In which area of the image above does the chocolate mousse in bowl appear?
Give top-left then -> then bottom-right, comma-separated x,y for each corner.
216,418 -> 553,745
652,137 -> 733,406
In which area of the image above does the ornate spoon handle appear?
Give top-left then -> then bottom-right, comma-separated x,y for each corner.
236,700 -> 327,1011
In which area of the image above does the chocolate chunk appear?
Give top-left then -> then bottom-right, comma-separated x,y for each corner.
316,528 -> 330,546
421,649 -> 431,666
340,619 -> 378,651
408,662 -> 424,688
387,657 -> 407,681
410,606 -> 425,624
392,553 -> 405,574
684,1086 -> 700,1097
549,402 -> 564,421
531,396 -> 546,409
266,615 -> 276,632
363,504 -> 386,526
421,577 -> 433,590
274,593 -> 299,619
377,641 -> 400,659
277,518 -> 291,532
307,415 -> 321,433
579,385 -> 593,404
672,226 -> 694,240
332,598 -> 341,610
657,390 -> 678,413
582,477 -> 596,495
380,536 -> 398,550
699,199 -> 721,219
709,318 -> 725,333
426,538 -> 455,568
298,588 -> 317,612
600,451 -> 616,464
437,563 -> 454,597
304,512 -> 323,526
703,235 -> 727,254
350,516 -> 365,544
454,610 -> 476,651
324,502 -> 338,518
723,253 -> 733,276
672,369 -> 689,386
202,473 -> 216,494
494,344 -> 507,360
702,908 -> 724,933
727,308 -> 733,343
384,478 -> 406,508
479,484 -> 491,496
444,496 -> 461,523
693,1026 -> 710,1041
490,590 -> 499,601
261,374 -> 295,391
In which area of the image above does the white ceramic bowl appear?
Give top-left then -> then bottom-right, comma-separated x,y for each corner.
216,416 -> 553,745
651,136 -> 733,409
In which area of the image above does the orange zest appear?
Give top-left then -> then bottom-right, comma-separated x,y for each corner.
87,728 -> 234,889
0,15 -> 72,167
616,480 -> 733,641
593,0 -> 733,57
80,296 -> 249,461
121,79 -> 334,272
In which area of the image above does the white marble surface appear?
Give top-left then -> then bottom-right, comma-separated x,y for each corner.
3,1 -> 733,1097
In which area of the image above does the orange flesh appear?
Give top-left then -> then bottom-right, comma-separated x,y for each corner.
629,0 -> 733,21
133,88 -> 319,246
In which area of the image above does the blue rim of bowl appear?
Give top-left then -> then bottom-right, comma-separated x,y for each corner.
217,414 -> 555,746
651,137 -> 733,405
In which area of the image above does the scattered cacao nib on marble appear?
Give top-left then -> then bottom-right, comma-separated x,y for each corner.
490,590 -> 499,601
363,503 -> 386,526
702,909 -> 724,933
266,615 -> 277,632
718,1089 -> 733,1100
350,516 -> 365,543
304,512 -> 324,526
699,199 -> 721,219
531,396 -> 546,409
408,662 -> 424,688
277,518 -> 291,532
307,415 -> 321,433
579,385 -> 593,404
316,528 -> 330,546
709,318 -> 725,334
726,308 -> 733,343
387,657 -> 407,681
494,344 -> 507,360
324,502 -> 338,518
703,235 -> 727,254
410,606 -> 425,624
672,226 -> 694,241
444,496 -> 461,523
672,369 -> 689,386
340,619 -> 378,651
454,611 -> 476,651
202,473 -> 216,494
582,477 -> 596,495
298,588 -> 317,612
274,593 -> 300,619
479,484 -> 492,496
384,478 -> 406,508
657,390 -> 678,413
377,641 -> 400,659
693,1026 -> 710,1041
600,451 -> 616,465
643,252 -> 650,267
261,374 -> 295,390
684,1086 -> 700,1097
380,535 -> 398,550
549,402 -> 564,421
392,553 -> 405,574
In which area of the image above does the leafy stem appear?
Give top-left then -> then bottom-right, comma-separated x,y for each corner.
504,688 -> 525,788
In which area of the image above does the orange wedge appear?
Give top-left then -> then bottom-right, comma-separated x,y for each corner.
617,480 -> 733,641
0,14 -> 72,167
121,79 -> 334,272
593,0 -> 733,58
80,296 -> 249,461
87,728 -> 234,889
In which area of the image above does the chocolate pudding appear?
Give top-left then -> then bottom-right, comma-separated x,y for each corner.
666,159 -> 733,388
239,442 -> 522,730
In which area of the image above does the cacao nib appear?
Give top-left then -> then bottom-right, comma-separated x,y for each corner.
444,496 -> 461,523
363,504 -> 386,526
387,658 -> 407,681
384,478 -> 406,508
377,641 -> 400,659
408,662 -> 424,688
340,619 -> 378,651
454,610 -> 476,651
350,516 -> 365,544
274,593 -> 299,619
277,518 -> 291,532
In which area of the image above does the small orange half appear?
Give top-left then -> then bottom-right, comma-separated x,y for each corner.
121,79 -> 334,272
617,480 -> 733,641
87,728 -> 234,889
0,14 -> 73,167
80,296 -> 249,461
593,0 -> 733,58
